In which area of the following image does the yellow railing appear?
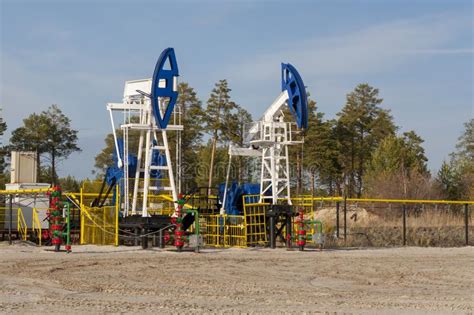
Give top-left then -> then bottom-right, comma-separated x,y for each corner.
80,205 -> 117,245
17,208 -> 27,241
289,196 -> 474,205
242,196 -> 268,246
79,185 -> 120,246
202,214 -> 247,248
31,208 -> 42,246
0,206 -> 7,229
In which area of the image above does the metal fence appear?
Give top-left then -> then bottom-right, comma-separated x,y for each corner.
202,214 -> 247,248
291,197 -> 473,247
1,186 -> 472,248
80,205 -> 118,246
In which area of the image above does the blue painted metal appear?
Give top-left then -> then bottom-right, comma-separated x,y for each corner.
106,139 -> 137,205
151,47 -> 179,129
218,182 -> 261,215
281,63 -> 308,129
150,140 -> 166,181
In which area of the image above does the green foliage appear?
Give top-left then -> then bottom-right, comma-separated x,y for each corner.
0,115 -> 6,137
58,175 -> 81,192
336,83 -> 396,197
364,131 -> 431,198
454,118 -> 474,161
303,114 -> 341,194
204,79 -> 240,143
38,166 -> 80,192
298,97 -> 340,194
9,105 -> 80,183
177,83 -> 205,149
366,131 -> 428,176
193,143 -> 228,188
0,114 -> 7,189
203,80 -> 250,189
94,133 -> 117,177
436,161 -> 463,200
175,83 -> 205,190
436,119 -> 474,200
93,82 -> 206,191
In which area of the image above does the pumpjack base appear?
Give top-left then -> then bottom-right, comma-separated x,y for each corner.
266,205 -> 296,249
119,214 -> 195,249
119,215 -> 172,248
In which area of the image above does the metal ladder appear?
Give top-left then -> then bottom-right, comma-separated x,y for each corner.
131,106 -> 178,217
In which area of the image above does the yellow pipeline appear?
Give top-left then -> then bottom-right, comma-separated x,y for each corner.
0,188 -> 51,195
288,196 -> 473,205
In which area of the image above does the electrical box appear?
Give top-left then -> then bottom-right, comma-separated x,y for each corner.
189,234 -> 203,248
313,233 -> 325,245
10,151 -> 37,183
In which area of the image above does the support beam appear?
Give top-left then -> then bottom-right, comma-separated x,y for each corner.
465,204 -> 469,246
8,194 -> 12,245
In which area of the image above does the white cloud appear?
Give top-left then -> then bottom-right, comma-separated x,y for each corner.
400,48 -> 474,54
226,12 -> 472,82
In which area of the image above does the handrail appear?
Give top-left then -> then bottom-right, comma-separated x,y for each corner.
17,208 -> 28,241
32,208 -> 42,246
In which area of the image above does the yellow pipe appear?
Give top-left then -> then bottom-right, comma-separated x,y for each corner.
80,188 -> 84,245
345,198 -> 474,205
0,188 -> 51,195
273,195 -> 473,205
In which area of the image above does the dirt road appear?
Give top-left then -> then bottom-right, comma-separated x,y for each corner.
0,243 -> 472,314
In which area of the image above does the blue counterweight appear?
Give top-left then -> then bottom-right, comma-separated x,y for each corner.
281,63 -> 309,130
151,48 -> 179,129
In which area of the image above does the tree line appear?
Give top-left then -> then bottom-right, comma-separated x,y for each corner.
1,81 -> 472,201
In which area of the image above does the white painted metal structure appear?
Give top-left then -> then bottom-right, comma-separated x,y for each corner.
222,90 -> 303,212
107,79 -> 183,217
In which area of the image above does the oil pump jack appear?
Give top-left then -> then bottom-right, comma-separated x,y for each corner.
222,63 -> 310,248
104,48 -> 187,248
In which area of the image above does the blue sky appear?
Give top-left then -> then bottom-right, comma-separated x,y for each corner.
1,0 -> 473,179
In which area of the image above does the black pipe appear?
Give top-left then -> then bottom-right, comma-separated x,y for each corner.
8,194 -> 12,245
286,214 -> 292,249
336,202 -> 340,238
159,228 -> 165,248
343,197 -> 347,242
92,176 -> 107,207
269,216 -> 275,249
99,179 -> 116,207
465,204 -> 469,246
402,205 -> 407,246
141,227 -> 148,249
134,227 -> 140,246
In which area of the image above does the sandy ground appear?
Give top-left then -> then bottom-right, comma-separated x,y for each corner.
0,243 -> 472,314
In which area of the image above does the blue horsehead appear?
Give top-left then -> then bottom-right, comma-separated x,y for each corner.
151,48 -> 179,129
281,63 -> 308,130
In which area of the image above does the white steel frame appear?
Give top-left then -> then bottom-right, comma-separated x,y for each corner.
107,79 -> 183,217
222,90 -> 302,211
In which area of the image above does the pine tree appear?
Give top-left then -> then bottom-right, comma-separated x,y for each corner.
203,80 -> 239,191
336,84 -> 396,197
175,82 -> 205,191
437,119 -> 474,199
0,113 -> 7,189
224,105 -> 252,183
436,161 -> 462,200
364,131 -> 430,198
10,105 -> 80,183
303,114 -> 342,195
